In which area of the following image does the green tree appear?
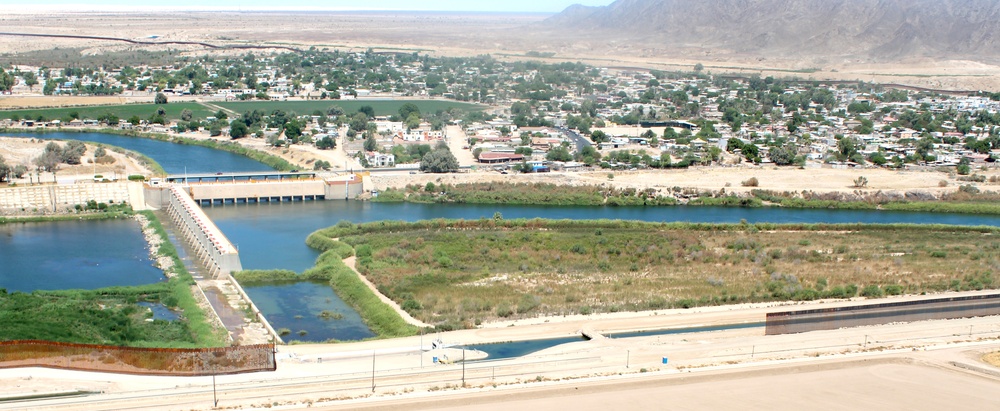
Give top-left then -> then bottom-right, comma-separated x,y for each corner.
837,136 -> 859,161
420,147 -> 459,173
180,109 -> 193,121
398,102 -> 421,120
229,120 -> 249,139
316,136 -> 336,150
363,133 -> 378,152
546,146 -> 573,162
154,92 -> 168,104
590,130 -> 609,143
61,141 -> 86,165
742,143 -> 760,163
769,144 -> 797,165
0,155 -> 10,183
358,105 -> 375,119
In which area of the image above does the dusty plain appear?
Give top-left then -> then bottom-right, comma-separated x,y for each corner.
0,11 -> 999,93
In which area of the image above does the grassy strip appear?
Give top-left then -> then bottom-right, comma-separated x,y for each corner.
376,182 -> 1000,215
0,102 -> 215,122
139,210 -> 227,347
0,209 -> 133,224
374,182 -> 677,206
314,218 -> 1000,239
0,211 -> 224,347
233,269 -> 300,283
303,235 -> 417,338
751,190 -> 1000,215
217,100 -> 484,117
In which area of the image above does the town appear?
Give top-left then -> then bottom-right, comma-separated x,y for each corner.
2,49 -> 999,180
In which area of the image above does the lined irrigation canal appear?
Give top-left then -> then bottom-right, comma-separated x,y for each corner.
3,132 -> 998,353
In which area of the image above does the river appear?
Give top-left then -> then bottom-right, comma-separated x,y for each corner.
4,131 -> 999,342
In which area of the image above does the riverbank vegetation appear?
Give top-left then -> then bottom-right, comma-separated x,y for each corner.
373,182 -> 677,206
311,219 -> 999,329
373,181 -> 1000,215
235,234 -> 418,340
0,211 -> 225,347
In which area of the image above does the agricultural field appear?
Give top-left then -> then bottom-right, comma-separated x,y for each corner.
0,102 -> 215,122
216,99 -> 484,117
319,219 -> 1000,329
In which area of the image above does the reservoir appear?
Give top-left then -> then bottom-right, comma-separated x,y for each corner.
0,218 -> 164,292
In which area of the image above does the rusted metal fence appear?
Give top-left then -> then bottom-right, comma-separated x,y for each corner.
0,341 -> 275,376
766,293 -> 1000,335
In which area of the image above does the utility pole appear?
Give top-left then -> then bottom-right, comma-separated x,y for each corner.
371,349 -> 376,392
462,347 -> 466,386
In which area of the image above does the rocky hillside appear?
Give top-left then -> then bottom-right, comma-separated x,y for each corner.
545,0 -> 1000,61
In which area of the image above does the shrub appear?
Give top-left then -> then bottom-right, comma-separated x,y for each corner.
127,174 -> 146,181
860,285 -> 883,298
883,285 -> 904,296
517,294 -> 540,314
741,177 -> 759,187
930,251 -> 947,258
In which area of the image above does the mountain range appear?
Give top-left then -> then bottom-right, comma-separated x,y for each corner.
543,0 -> 1000,61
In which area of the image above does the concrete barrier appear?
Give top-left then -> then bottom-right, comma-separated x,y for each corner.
765,293 -> 1000,335
163,186 -> 242,276
0,181 -> 144,212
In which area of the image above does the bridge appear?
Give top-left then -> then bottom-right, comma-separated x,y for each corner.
155,171 -> 365,205
162,171 -> 319,184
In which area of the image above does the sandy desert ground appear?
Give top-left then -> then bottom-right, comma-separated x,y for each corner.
4,291 -> 1000,410
0,136 -> 148,182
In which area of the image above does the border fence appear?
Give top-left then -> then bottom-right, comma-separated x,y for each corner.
0,340 -> 275,376
766,293 -> 1000,335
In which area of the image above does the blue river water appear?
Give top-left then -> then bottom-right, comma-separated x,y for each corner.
201,200 -> 1000,272
4,131 -> 1000,344
0,218 -> 164,292
1,132 -> 273,174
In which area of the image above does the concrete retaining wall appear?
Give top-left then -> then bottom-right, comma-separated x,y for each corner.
0,182 -> 144,211
765,294 -> 1000,335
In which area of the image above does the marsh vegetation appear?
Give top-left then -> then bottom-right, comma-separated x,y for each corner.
315,219 -> 999,329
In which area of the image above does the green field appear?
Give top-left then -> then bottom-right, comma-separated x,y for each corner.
0,211 -> 225,347
216,99 -> 484,116
312,219 -> 1000,329
0,102 -> 215,122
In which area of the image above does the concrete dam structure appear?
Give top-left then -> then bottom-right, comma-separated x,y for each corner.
162,185 -> 243,276
160,171 -> 364,205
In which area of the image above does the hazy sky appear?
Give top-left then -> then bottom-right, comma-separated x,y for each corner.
6,0 -> 615,13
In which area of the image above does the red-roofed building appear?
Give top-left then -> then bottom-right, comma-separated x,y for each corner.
478,152 -> 524,164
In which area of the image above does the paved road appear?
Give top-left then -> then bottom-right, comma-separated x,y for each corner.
7,291 -> 1000,410
562,127 -> 592,154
